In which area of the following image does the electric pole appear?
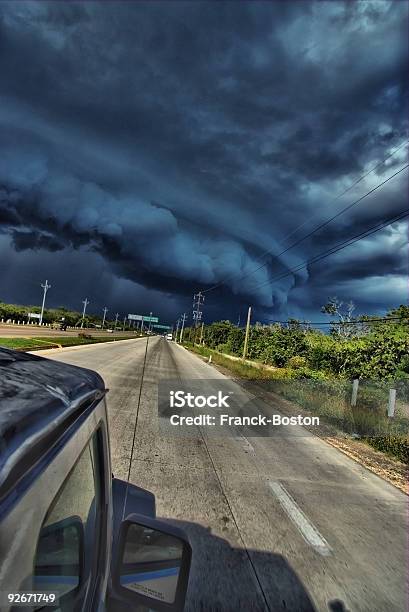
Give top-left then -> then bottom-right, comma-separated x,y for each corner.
114,313 -> 119,329
175,318 -> 180,343
179,313 -> 187,343
193,292 -> 205,344
242,306 -> 252,360
148,311 -> 153,333
200,321 -> 204,344
39,280 -> 51,325
81,298 -> 89,329
102,307 -> 108,328
193,292 -> 205,327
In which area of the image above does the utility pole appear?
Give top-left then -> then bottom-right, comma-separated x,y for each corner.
148,311 -> 153,333
193,292 -> 205,327
81,298 -> 89,329
175,318 -> 180,343
114,313 -> 119,329
200,321 -> 204,344
102,307 -> 108,328
242,306 -> 252,360
193,292 -> 205,344
179,313 -> 187,343
39,280 -> 51,325
122,316 -> 126,332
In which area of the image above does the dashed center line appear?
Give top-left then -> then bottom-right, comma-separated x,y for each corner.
269,481 -> 331,557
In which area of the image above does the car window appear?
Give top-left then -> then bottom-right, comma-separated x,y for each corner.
33,433 -> 102,610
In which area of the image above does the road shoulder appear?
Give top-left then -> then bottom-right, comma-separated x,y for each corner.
191,350 -> 408,495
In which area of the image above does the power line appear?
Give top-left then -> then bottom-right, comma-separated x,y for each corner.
247,208 -> 409,293
279,140 -> 409,244
231,163 -> 409,291
267,316 -> 408,327
202,151 -> 408,294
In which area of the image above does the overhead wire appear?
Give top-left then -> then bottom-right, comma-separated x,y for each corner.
246,208 -> 409,293
201,142 -> 408,293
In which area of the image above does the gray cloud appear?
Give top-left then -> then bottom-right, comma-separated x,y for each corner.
0,1 -> 407,323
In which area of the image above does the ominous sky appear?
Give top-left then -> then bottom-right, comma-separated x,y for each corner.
0,1 -> 408,326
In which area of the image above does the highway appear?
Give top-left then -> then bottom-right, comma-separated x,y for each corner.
0,324 -> 137,337
47,336 -> 406,612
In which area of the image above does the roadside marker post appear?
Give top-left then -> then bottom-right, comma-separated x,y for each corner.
388,389 -> 396,418
351,379 -> 359,407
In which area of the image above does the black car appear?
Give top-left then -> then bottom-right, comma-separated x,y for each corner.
0,348 -> 192,612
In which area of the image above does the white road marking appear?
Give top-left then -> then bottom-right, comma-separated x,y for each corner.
269,481 -> 331,556
235,435 -> 255,453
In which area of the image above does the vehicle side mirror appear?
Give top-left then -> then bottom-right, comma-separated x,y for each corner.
112,514 -> 192,612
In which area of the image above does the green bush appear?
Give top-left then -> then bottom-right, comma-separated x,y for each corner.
200,306 -> 409,381
365,436 -> 409,464
287,355 -> 308,369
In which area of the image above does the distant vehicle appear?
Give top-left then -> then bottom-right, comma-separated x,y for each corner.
0,349 -> 192,611
107,328 -> 114,333
166,333 -> 173,341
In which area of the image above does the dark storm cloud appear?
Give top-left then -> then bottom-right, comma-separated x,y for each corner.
0,1 -> 407,322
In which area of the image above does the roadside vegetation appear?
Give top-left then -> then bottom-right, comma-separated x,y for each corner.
0,300 -> 135,330
183,302 -> 409,464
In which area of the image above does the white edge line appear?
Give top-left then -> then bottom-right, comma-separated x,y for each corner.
269,481 -> 331,557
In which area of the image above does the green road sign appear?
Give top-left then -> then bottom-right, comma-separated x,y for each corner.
128,314 -> 159,323
143,315 -> 159,323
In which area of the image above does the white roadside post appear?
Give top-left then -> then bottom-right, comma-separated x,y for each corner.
351,379 -> 359,407
388,389 -> 396,418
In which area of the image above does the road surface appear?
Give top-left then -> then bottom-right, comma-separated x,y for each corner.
0,323 -> 138,337
47,336 -> 407,612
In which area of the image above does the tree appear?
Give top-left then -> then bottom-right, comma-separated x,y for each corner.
321,297 -> 357,339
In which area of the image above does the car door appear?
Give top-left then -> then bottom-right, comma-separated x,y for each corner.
32,432 -> 104,611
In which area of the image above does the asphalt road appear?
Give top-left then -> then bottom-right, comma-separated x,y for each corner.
0,323 -> 138,337
47,336 -> 407,612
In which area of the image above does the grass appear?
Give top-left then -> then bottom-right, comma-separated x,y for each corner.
0,335 -> 137,351
184,342 -> 279,379
186,342 -> 409,464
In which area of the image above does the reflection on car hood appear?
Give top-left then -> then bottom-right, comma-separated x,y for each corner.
0,348 -> 105,504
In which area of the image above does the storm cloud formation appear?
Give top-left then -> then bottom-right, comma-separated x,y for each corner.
0,1 -> 407,324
